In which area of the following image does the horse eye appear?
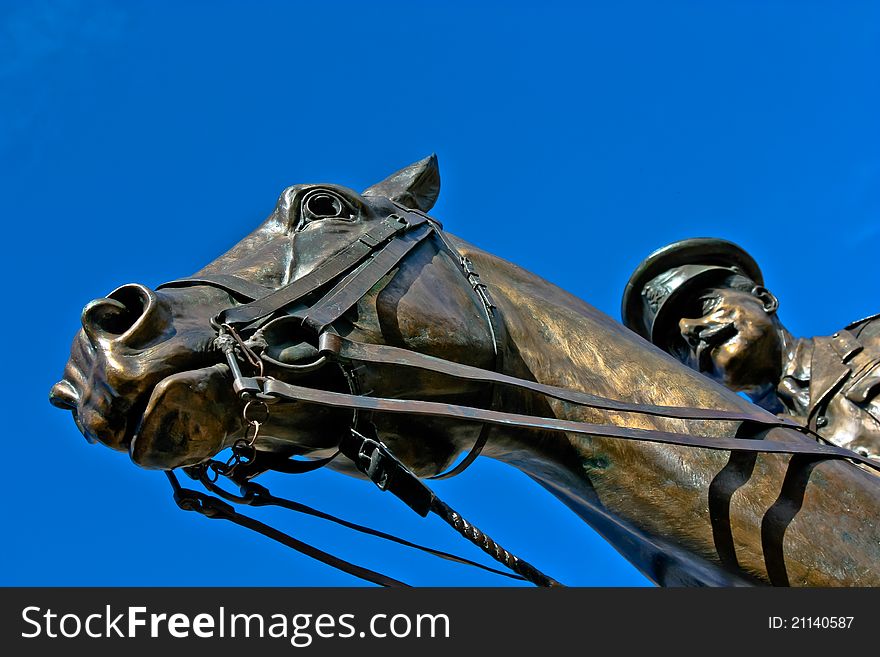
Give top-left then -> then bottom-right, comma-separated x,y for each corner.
303,191 -> 348,220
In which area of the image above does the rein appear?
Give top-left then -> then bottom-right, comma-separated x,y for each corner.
157,204 -> 879,588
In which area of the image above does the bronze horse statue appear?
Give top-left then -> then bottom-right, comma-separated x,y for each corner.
50,156 -> 880,586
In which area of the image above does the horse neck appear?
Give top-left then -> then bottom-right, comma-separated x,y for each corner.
468,244 -> 755,441
460,243 -> 749,505
458,243 -> 880,587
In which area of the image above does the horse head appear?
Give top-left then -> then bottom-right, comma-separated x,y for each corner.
50,156 -> 496,473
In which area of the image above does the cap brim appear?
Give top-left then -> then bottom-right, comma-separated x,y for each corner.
622,238 -> 763,340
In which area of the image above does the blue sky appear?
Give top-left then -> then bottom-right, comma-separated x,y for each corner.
3,1 -> 878,587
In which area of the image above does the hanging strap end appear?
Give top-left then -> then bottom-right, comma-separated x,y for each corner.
345,433 -> 434,517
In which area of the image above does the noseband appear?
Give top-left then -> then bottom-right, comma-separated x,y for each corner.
157,203 -> 880,587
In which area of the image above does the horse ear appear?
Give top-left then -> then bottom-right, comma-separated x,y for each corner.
362,154 -> 440,212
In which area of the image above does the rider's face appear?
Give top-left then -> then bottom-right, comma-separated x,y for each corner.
677,287 -> 782,392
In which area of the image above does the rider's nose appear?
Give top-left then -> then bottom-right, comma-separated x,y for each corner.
679,317 -> 707,347
81,283 -> 165,345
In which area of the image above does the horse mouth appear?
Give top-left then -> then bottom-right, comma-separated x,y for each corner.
50,375 -> 146,451
52,363 -> 239,470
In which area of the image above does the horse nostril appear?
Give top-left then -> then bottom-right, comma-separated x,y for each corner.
81,283 -> 157,340
82,297 -> 131,337
49,380 -> 78,410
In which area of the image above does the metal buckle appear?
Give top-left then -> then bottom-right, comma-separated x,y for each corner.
358,214 -> 408,248
216,328 -> 263,399
460,257 -> 496,310
357,438 -> 392,490
358,232 -> 383,248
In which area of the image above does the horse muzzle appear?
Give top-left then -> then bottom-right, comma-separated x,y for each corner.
50,282 -> 234,463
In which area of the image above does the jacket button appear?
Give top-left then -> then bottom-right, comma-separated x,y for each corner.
816,416 -> 828,428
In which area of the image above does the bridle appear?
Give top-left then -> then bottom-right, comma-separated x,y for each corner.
156,201 -> 880,587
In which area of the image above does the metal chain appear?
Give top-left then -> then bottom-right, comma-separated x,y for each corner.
221,399 -> 270,475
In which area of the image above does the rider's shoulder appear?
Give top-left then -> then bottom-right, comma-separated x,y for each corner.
844,312 -> 880,333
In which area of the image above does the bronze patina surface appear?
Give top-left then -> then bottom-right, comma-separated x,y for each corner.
623,238 -> 880,461
51,158 -> 880,586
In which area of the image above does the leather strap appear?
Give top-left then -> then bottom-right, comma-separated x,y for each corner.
246,485 -> 526,581
231,450 -> 341,479
188,473 -> 526,581
410,219 -> 506,479
158,274 -> 274,302
301,223 -> 434,331
166,471 -> 409,587
317,333 -> 793,426
260,378 -> 880,472
219,214 -> 426,328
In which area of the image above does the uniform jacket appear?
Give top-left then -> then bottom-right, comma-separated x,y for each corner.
777,313 -> 880,454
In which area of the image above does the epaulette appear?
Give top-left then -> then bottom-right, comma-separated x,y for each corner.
845,312 -> 880,332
